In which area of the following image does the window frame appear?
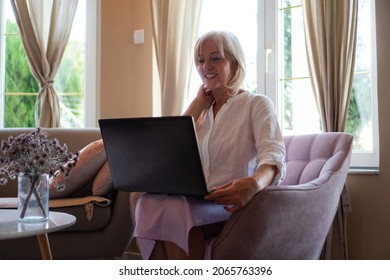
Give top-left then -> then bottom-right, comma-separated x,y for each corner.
0,0 -> 6,127
85,0 -> 98,127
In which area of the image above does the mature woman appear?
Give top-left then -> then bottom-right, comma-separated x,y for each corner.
131,31 -> 286,259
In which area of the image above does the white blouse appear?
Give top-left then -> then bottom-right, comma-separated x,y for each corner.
196,91 -> 286,191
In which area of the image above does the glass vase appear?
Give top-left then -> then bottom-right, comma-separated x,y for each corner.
18,173 -> 49,223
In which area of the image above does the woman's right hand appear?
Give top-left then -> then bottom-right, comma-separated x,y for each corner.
195,85 -> 214,109
183,85 -> 214,121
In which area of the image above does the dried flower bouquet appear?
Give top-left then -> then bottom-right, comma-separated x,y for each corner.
0,128 -> 79,219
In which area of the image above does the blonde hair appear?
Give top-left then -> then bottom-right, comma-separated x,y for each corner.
194,31 -> 246,95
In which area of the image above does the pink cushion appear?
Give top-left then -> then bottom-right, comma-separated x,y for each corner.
50,139 -> 106,198
92,161 -> 114,196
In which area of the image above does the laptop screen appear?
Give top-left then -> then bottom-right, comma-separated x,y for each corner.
99,116 -> 208,196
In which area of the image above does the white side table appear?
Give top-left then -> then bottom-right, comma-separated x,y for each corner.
0,209 -> 76,260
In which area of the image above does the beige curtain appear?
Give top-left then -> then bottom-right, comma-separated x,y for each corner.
302,0 -> 358,259
150,0 -> 203,116
11,0 -> 78,127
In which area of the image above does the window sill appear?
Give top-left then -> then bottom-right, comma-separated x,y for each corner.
348,167 -> 380,175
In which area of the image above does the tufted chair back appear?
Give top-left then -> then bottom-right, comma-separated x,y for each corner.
281,133 -> 353,186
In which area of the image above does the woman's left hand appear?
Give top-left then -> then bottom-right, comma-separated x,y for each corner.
204,177 -> 261,213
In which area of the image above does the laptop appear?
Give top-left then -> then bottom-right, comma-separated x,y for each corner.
98,116 -> 208,196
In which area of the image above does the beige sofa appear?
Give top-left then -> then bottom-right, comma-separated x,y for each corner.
0,128 -> 134,259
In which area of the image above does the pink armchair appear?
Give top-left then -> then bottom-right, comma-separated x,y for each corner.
210,132 -> 353,259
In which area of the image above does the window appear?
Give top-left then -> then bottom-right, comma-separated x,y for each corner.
0,0 -> 97,128
193,0 -> 378,169
275,0 -> 378,168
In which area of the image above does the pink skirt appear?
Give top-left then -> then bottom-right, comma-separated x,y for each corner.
132,193 -> 230,259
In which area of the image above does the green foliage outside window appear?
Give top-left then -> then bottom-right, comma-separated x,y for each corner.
4,20 -> 37,127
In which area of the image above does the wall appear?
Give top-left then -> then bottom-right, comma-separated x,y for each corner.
100,0 -> 390,259
100,0 -> 154,119
346,0 -> 390,259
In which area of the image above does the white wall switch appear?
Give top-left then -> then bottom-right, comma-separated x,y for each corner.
133,29 -> 144,44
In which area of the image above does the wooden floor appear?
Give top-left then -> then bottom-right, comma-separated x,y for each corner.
113,239 -> 142,260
